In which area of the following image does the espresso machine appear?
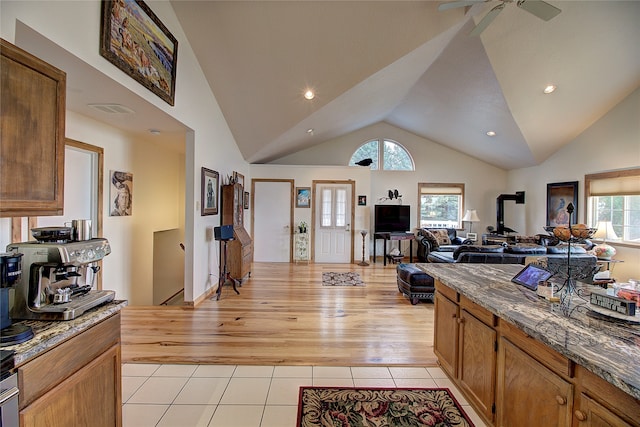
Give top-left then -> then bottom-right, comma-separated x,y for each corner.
5,238 -> 115,321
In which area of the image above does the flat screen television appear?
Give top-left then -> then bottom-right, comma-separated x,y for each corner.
374,205 -> 410,233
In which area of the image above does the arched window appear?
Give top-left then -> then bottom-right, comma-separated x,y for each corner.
349,139 -> 414,171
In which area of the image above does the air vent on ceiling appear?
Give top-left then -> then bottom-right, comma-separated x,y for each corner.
88,103 -> 135,114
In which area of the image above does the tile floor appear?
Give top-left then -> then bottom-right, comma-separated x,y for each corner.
122,363 -> 487,427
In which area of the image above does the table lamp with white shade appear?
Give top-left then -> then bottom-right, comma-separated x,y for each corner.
462,209 -> 480,234
593,221 -> 618,260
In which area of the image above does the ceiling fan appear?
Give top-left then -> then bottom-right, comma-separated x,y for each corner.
438,0 -> 561,36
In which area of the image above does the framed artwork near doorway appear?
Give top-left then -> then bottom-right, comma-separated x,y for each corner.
296,187 -> 311,208
201,167 -> 219,216
110,170 -> 133,216
546,181 -> 578,226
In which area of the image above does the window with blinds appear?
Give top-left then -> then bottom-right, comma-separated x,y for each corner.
585,168 -> 640,244
418,183 -> 464,228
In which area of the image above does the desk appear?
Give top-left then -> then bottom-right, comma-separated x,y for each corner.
373,232 -> 414,265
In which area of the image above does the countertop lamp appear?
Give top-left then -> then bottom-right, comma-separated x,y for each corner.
593,221 -> 617,260
462,209 -> 480,234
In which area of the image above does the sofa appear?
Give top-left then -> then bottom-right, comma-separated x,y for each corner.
427,243 -> 596,265
415,228 -> 472,262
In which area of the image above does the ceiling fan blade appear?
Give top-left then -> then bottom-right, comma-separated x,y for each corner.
517,0 -> 561,21
469,3 -> 505,36
438,0 -> 485,12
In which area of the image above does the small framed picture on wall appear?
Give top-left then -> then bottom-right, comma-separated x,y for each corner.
110,171 -> 133,216
296,187 -> 311,208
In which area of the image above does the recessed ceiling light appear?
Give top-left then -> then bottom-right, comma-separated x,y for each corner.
486,131 -> 496,137
304,89 -> 315,100
543,85 -> 557,94
149,129 -> 161,135
306,128 -> 314,135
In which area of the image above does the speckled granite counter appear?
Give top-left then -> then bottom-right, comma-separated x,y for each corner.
418,263 -> 640,400
2,300 -> 127,366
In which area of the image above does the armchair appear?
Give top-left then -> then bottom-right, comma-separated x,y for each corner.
415,228 -> 472,262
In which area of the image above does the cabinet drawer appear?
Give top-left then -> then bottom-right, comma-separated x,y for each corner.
435,280 -> 458,302
18,313 -> 121,408
499,320 -> 571,378
460,295 -> 495,327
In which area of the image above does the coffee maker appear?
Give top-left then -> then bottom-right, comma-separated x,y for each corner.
5,238 -> 115,321
0,252 -> 34,346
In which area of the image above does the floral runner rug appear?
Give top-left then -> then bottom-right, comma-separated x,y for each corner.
297,386 -> 475,427
321,272 -> 365,287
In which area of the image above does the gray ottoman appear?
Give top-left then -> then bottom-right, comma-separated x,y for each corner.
396,263 -> 435,305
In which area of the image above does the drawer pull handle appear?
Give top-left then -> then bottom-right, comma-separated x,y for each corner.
574,410 -> 587,421
555,395 -> 567,405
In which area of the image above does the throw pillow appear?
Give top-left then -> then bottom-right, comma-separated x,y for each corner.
431,229 -> 451,246
418,229 -> 439,251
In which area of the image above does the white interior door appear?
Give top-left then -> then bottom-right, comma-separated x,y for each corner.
253,181 -> 292,262
314,184 -> 352,263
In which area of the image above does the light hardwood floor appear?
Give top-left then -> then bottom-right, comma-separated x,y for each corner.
121,262 -> 437,366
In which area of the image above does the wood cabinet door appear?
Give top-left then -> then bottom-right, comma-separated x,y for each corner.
1,39 -> 66,217
20,344 -> 121,427
576,394 -> 634,427
434,292 -> 458,378
496,337 -> 573,427
458,308 -> 496,422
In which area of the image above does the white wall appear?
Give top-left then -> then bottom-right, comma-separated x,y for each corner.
0,0 -> 249,304
507,88 -> 640,282
272,122 -> 508,240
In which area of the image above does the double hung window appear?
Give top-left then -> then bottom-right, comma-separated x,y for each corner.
418,183 -> 464,229
585,168 -> 640,244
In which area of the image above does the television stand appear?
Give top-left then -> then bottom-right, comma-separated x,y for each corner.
373,232 -> 414,266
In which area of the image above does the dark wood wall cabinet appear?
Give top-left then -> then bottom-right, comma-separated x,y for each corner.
434,280 -> 639,427
1,39 -> 66,217
221,183 -> 253,281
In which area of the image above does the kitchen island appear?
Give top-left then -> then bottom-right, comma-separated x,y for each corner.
419,263 -> 640,427
3,300 -> 127,427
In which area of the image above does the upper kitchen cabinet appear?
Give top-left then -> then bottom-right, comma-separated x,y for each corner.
1,39 -> 66,217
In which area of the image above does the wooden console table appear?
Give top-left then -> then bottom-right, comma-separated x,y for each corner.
373,232 -> 414,265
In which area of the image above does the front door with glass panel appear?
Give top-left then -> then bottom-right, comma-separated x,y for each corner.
314,183 -> 352,263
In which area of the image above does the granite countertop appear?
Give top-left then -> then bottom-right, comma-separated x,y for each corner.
418,263 -> 640,400
3,300 -> 128,366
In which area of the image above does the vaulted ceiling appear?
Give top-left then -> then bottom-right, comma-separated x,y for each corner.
171,0 -> 640,170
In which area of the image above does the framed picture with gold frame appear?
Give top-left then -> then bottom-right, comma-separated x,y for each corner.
99,0 -> 178,105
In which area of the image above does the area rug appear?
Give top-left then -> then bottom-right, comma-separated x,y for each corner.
297,387 -> 475,427
322,272 -> 365,287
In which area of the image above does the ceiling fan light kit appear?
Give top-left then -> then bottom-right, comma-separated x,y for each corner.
438,0 -> 562,36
